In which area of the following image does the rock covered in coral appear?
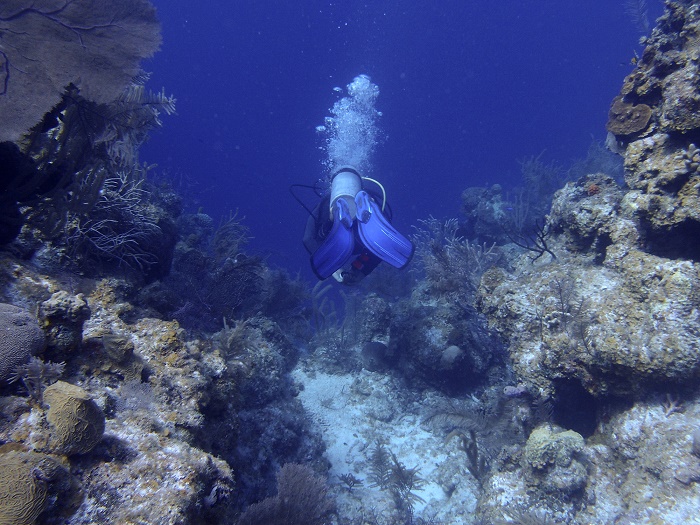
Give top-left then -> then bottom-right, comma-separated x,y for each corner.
607,1 -> 700,138
204,315 -> 327,505
74,420 -> 234,525
207,316 -> 300,409
390,289 -> 502,394
74,281 -> 238,523
44,381 -> 105,455
82,332 -> 145,383
0,265 -> 238,522
0,303 -> 46,383
621,134 -> 700,258
580,398 -> 700,523
83,280 -> 209,438
604,1 -> 700,260
358,293 -> 392,346
472,5 -> 700,514
38,291 -> 90,353
479,254 -> 700,398
477,396 -> 700,524
479,167 -> 700,398
548,173 -> 636,259
473,5 -> 700,516
693,428 -> 700,458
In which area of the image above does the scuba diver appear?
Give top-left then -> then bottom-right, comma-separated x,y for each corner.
295,166 -> 414,285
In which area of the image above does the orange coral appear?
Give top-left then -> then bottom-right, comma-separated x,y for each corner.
586,183 -> 601,196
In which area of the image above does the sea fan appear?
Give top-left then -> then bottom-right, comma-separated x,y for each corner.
625,0 -> 650,34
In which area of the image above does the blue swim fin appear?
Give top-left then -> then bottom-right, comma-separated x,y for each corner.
310,198 -> 355,279
355,191 -> 414,269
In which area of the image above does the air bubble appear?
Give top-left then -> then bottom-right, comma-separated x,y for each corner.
317,74 -> 381,176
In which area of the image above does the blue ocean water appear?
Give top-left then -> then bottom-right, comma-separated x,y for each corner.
141,0 -> 664,276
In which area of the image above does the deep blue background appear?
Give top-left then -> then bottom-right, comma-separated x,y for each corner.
141,0 -> 663,276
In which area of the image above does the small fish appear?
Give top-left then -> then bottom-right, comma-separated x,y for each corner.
631,49 -> 640,66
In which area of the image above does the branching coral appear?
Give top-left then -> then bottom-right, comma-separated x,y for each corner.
426,393 -> 530,487
15,79 -> 176,270
412,216 -> 498,295
8,356 -> 65,405
365,442 -> 425,520
367,441 -> 392,489
673,142 -> 700,177
238,463 -> 335,525
519,153 -> 564,204
387,450 -> 426,518
63,170 -> 162,270
445,428 -> 490,485
212,210 -> 251,264
506,219 -> 557,263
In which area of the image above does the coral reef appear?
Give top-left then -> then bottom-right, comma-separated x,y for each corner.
138,209 -> 307,333
385,217 -> 506,394
460,153 -> 564,245
466,4 -> 700,522
389,291 -> 503,394
4,1 -> 700,524
478,248 -> 700,399
460,184 -> 509,242
611,1 -> 700,136
0,269 -> 242,523
477,2 -> 700,403
604,1 -> 700,262
202,315 -> 325,504
0,2 -> 318,523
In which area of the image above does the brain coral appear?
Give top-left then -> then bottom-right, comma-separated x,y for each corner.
44,381 -> 105,455
523,424 -> 588,494
0,303 -> 46,383
524,425 -> 584,470
0,449 -> 62,525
